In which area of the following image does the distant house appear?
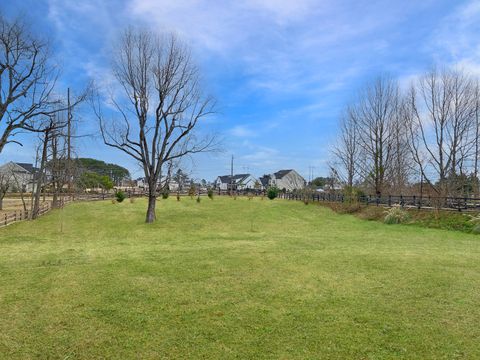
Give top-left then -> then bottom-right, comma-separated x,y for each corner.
259,174 -> 273,190
269,169 -> 306,191
134,176 -> 180,192
0,162 -> 38,192
214,174 -> 258,191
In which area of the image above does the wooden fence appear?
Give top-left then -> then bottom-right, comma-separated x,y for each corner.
0,197 -> 73,229
278,192 -> 480,212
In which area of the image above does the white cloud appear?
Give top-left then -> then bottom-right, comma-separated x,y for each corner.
229,125 -> 257,138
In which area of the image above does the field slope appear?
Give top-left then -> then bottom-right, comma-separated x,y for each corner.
0,197 -> 479,359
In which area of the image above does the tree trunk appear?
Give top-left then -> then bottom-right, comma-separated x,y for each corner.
146,194 -> 156,223
0,195 -> 3,211
52,191 -> 58,208
32,130 -> 49,219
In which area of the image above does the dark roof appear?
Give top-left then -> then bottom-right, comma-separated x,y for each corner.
259,175 -> 271,187
274,169 -> 293,179
15,163 -> 37,174
218,174 -> 251,184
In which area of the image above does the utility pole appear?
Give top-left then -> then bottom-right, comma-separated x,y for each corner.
230,155 -> 234,196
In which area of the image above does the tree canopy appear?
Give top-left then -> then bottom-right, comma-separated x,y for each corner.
76,158 -> 130,185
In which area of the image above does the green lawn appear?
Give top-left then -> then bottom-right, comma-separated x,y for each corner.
1,197 -> 479,359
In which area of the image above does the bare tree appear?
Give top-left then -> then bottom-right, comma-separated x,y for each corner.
0,172 -> 9,210
0,13 -> 63,153
48,125 -> 69,208
331,107 -> 359,188
472,81 -> 480,195
352,76 -> 400,195
386,99 -> 413,193
31,115 -> 67,219
96,29 -> 215,223
406,68 -> 477,196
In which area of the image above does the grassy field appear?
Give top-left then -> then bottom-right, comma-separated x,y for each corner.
0,197 -> 479,359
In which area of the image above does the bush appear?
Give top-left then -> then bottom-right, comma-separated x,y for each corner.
115,190 -> 126,203
342,186 -> 365,203
469,214 -> 480,234
162,190 -> 169,199
384,206 -> 410,224
177,193 -> 181,201
196,196 -> 201,203
267,186 -> 279,200
207,189 -> 214,200
188,185 -> 196,199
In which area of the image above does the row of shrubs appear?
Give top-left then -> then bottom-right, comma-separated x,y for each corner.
322,200 -> 480,234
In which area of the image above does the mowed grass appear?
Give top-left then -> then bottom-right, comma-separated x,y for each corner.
1,197 -> 480,359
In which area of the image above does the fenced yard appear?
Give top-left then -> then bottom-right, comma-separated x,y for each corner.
0,197 -> 479,358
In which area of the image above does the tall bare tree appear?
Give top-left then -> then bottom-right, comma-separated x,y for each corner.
96,29 -> 215,223
353,77 -> 400,195
31,115 -> 67,219
405,68 -> 477,196
331,107 -> 359,188
0,13 -> 62,153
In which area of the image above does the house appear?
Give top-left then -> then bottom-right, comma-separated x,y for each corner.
134,176 -> 180,192
0,162 -> 38,192
259,174 -> 273,190
270,169 -> 306,191
214,174 -> 259,191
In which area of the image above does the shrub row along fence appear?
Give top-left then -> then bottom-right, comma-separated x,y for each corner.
278,192 -> 480,212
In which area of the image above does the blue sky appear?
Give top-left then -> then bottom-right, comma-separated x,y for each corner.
2,0 -> 480,181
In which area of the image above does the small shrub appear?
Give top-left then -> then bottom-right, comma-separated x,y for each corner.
384,205 -> 410,224
115,190 -> 126,203
469,214 -> 480,234
177,193 -> 181,201
196,196 -> 201,203
188,185 -> 196,199
111,199 -> 117,204
207,189 -> 214,200
162,190 -> 169,199
129,197 -> 135,204
267,186 -> 279,200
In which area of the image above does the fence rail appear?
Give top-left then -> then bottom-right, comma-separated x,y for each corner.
278,192 -> 480,212
0,196 -> 73,229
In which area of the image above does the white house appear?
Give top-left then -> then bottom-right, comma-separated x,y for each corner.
264,169 -> 306,191
0,162 -> 38,192
214,174 -> 259,191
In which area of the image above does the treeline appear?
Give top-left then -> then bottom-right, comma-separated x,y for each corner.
75,158 -> 130,185
331,68 -> 480,197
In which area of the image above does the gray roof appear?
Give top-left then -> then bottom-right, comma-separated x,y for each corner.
274,169 -> 293,179
259,175 -> 271,187
15,163 -> 37,174
217,174 -> 251,184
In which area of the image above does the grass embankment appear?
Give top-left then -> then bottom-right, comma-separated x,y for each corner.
1,197 -> 479,359
323,201 -> 478,233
